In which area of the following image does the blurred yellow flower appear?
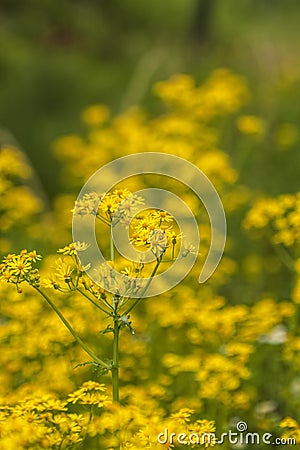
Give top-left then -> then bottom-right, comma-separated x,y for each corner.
81,104 -> 110,126
236,114 -> 265,135
275,123 -> 298,149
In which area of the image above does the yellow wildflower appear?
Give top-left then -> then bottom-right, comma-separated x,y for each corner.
236,115 -> 265,135
81,104 -> 109,126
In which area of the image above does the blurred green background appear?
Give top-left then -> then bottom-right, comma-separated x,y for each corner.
0,0 -> 300,198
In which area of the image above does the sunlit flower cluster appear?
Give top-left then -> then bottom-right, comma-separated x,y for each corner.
236,114 -> 265,136
129,209 -> 180,258
0,382 -> 220,449
154,69 -> 249,119
280,417 -> 300,444
244,192 -> 300,247
0,146 -> 43,236
53,69 -> 244,190
0,249 -> 42,291
1,70 -> 299,448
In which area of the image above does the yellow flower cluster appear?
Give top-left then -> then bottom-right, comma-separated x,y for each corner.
81,104 -> 110,127
0,250 -> 42,292
280,417 -> 300,444
0,383 -> 218,449
53,69 -> 244,191
154,69 -> 249,119
1,70 -> 299,449
244,192 -> 300,247
142,293 -> 295,412
292,259 -> 300,304
236,115 -> 266,136
0,146 -> 43,238
129,209 -> 181,258
0,383 -> 98,449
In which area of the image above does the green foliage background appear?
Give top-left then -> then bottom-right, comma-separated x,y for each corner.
1,0 -> 300,196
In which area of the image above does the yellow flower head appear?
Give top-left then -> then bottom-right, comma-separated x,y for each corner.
0,250 -> 42,288
236,115 -> 265,136
81,104 -> 110,126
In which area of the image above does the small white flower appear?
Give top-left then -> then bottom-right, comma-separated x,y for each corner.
258,324 -> 287,345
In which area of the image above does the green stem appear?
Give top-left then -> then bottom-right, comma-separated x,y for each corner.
123,257 -> 162,316
96,213 -> 111,226
110,228 -> 115,262
274,244 -> 295,271
112,318 -> 120,403
89,405 -> 94,424
172,243 -> 175,260
77,288 -> 112,315
34,287 -> 110,369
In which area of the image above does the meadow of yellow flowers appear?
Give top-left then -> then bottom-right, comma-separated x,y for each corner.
1,69 -> 300,449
